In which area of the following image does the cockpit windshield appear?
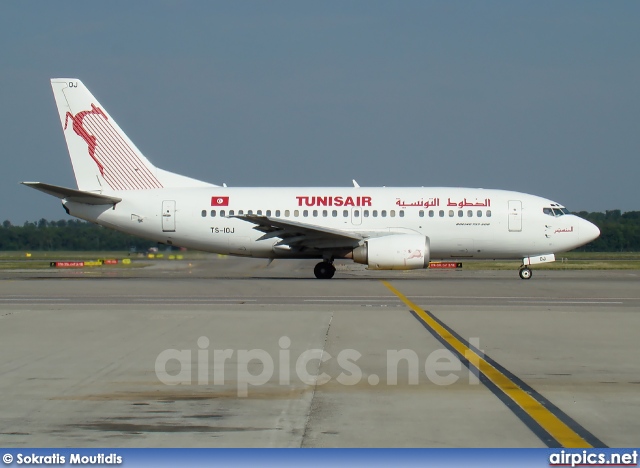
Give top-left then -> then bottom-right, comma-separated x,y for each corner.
543,207 -> 570,217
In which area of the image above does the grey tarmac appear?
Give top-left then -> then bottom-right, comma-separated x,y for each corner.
0,258 -> 638,447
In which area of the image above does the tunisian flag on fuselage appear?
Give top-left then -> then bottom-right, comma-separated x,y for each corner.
211,196 -> 230,206
211,197 -> 229,206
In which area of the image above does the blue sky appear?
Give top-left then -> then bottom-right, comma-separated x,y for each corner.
1,1 -> 638,223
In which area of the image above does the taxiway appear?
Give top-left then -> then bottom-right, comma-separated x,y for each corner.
0,258 -> 638,447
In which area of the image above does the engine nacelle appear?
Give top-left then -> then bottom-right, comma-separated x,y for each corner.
351,234 -> 430,270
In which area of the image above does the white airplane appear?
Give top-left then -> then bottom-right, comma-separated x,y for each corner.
23,79 -> 600,280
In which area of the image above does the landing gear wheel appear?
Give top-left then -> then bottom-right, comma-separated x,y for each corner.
519,267 -> 532,280
314,262 -> 336,279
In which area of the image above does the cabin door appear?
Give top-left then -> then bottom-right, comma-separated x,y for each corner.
508,200 -> 522,232
162,200 -> 176,232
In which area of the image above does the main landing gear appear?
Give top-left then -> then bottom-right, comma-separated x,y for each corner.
314,261 -> 336,279
518,266 -> 533,280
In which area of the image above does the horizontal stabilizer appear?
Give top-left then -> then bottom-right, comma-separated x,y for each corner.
21,182 -> 122,205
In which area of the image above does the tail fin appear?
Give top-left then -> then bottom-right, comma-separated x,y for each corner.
51,79 -> 214,191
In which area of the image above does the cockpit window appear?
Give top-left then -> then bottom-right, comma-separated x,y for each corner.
544,207 -> 570,217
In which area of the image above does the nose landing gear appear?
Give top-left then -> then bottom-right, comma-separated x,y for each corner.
518,266 -> 533,280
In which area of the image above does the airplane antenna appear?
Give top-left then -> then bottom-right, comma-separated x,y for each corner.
352,179 -> 360,188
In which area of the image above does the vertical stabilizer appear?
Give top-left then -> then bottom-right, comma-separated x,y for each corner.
51,79 -> 214,191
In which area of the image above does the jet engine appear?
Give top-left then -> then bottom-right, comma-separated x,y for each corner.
351,234 -> 430,270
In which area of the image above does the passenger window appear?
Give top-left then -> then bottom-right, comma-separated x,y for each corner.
381,210 -> 387,217
363,210 -> 369,217
390,210 -> 396,217
458,210 -> 463,217
332,210 -> 338,217
313,210 -> 318,217
201,210 -> 206,217
449,210 -> 454,217
303,210 -> 308,217
229,210 -> 235,216
399,211 -> 404,218
354,210 -> 360,218
343,210 -> 348,217
467,210 -> 473,217
248,210 -> 253,215
477,210 -> 482,218
429,210 -> 434,217
373,210 -> 378,217
220,210 -> 225,217
257,210 -> 262,216
419,210 -> 424,217
266,210 -> 271,217
486,210 -> 492,217
275,210 -> 280,217
210,210 -> 216,217
439,210 -> 444,217
294,210 -> 299,217
323,210 -> 328,217
285,210 -> 290,217
238,210 -> 244,215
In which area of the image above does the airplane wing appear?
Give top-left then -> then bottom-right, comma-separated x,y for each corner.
21,182 -> 122,205
233,215 -> 363,250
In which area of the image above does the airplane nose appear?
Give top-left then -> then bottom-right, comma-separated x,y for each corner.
580,219 -> 600,244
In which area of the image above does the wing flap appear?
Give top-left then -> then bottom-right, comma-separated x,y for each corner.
21,182 -> 122,205
233,215 -> 362,250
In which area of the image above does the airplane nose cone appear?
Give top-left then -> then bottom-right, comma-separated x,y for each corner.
581,219 -> 600,244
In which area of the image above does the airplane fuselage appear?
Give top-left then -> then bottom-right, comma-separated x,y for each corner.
65,186 -> 598,261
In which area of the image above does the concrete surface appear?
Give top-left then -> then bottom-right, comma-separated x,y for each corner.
0,258 -> 638,447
